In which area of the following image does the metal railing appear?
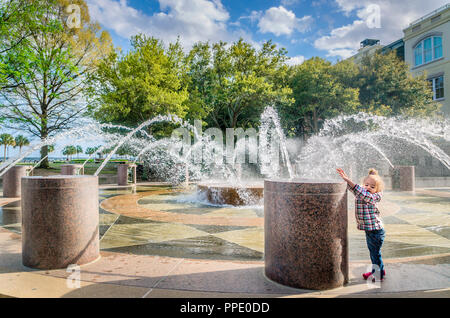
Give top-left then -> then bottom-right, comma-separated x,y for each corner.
409,3 -> 450,26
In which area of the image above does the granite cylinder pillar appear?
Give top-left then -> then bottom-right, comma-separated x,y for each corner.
117,163 -> 136,186
21,175 -> 99,269
392,166 -> 415,191
264,179 -> 348,290
2,166 -> 32,198
61,164 -> 84,175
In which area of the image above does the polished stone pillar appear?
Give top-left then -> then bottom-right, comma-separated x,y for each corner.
61,164 -> 84,175
392,166 -> 415,191
264,179 -> 348,290
2,165 -> 32,198
117,163 -> 136,186
21,176 -> 99,269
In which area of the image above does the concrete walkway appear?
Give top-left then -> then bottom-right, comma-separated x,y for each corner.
1,184 -> 449,298
0,227 -> 449,298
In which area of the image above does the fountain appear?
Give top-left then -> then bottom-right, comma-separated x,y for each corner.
21,175 -> 99,269
61,164 -> 84,175
2,165 -> 32,197
1,104 -> 449,288
392,166 -> 415,191
197,182 -> 264,206
117,163 -> 137,186
264,179 -> 348,290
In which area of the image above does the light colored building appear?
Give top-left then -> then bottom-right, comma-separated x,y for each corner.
351,39 -> 383,64
403,3 -> 450,116
348,5 -> 450,179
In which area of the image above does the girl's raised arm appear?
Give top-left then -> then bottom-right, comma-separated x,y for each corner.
336,168 -> 355,188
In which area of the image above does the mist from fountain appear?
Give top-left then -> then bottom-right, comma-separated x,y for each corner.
2,105 -> 449,207
293,113 -> 450,181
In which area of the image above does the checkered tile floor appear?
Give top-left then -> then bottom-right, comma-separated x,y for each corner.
1,185 -> 449,261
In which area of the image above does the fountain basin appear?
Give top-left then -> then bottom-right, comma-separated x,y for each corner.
197,182 -> 264,206
264,179 -> 348,290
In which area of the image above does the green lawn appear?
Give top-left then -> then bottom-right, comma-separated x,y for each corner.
28,161 -> 122,176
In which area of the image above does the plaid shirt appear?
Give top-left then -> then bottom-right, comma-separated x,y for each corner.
348,184 -> 383,231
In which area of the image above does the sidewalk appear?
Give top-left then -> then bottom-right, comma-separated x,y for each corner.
1,227 -> 449,298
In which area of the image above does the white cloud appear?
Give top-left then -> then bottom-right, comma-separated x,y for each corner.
240,10 -> 263,24
86,0 -> 243,49
314,20 -> 365,58
257,6 -> 313,36
314,0 -> 449,58
286,55 -> 305,66
280,0 -> 301,6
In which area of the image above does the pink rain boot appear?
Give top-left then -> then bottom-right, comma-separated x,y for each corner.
362,272 -> 373,280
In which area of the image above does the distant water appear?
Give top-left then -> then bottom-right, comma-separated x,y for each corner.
1,157 -> 78,163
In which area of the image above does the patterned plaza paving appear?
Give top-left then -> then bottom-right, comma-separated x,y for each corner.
1,184 -> 449,262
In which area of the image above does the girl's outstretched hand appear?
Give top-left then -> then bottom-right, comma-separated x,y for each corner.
336,168 -> 355,188
337,168 -> 350,182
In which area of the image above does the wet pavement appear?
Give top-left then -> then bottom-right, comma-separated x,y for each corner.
1,184 -> 450,262
1,183 -> 449,298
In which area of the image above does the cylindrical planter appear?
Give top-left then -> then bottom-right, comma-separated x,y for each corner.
21,176 -> 99,269
392,166 -> 415,191
2,166 -> 32,197
117,163 -> 136,186
61,164 -> 84,175
264,179 -> 348,290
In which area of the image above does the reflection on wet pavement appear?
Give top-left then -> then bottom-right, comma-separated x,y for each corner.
1,185 -> 449,261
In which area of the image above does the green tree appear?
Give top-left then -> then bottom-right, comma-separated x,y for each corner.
91,34 -> 189,132
0,133 -> 15,161
0,0 -> 113,168
186,39 -> 293,130
75,145 -> 83,158
62,145 -> 76,161
14,134 -> 30,155
85,146 -> 98,155
356,51 -> 436,116
47,144 -> 55,154
281,57 -> 360,137
0,0 -> 43,91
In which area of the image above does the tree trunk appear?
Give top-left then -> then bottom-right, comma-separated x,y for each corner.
39,144 -> 49,168
39,129 -> 49,169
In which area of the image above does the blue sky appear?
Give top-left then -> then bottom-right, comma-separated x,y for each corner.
87,0 -> 449,63
4,0 -> 450,158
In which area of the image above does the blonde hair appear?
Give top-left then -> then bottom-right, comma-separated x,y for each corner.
363,168 -> 385,192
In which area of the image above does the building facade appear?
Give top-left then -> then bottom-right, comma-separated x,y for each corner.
351,39 -> 383,64
403,4 -> 450,116
348,4 -> 450,179
350,4 -> 450,117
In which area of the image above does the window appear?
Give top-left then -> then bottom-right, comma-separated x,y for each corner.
428,75 -> 444,100
434,36 -> 442,59
431,15 -> 441,23
414,36 -> 443,66
414,43 -> 422,66
424,38 -> 432,63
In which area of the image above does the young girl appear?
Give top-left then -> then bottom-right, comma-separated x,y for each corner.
337,168 -> 386,282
